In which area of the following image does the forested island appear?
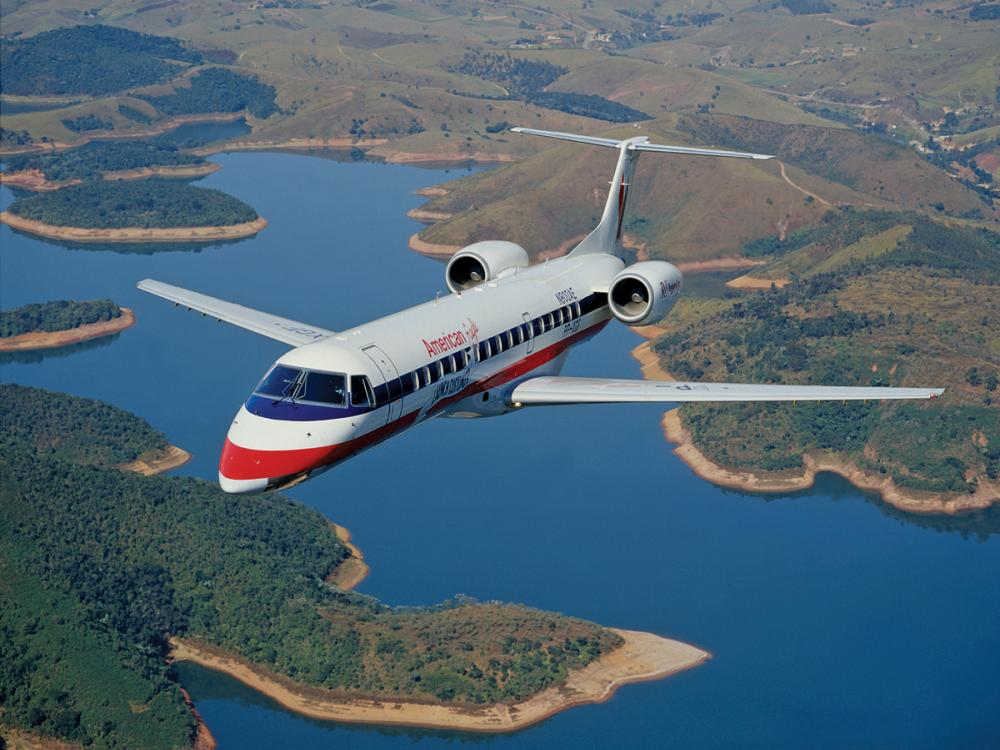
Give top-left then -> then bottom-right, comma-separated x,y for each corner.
0,386 -> 704,748
0,299 -> 135,352
1,141 -> 213,185
1,181 -> 266,242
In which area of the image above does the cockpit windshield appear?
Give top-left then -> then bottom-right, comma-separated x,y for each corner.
255,366 -> 347,406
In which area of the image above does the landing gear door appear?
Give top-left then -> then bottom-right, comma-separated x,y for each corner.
362,345 -> 403,425
523,313 -> 534,354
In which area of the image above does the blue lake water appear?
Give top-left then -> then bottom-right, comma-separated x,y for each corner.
2,152 -> 999,749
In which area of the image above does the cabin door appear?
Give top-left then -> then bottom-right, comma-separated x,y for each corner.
362,345 -> 403,425
523,313 -> 534,354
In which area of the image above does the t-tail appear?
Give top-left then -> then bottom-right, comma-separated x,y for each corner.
511,127 -> 774,257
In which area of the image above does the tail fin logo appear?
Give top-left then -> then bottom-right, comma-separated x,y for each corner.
615,176 -> 629,241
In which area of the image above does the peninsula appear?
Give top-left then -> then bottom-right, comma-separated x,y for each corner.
0,385 -> 707,749
0,299 -> 135,352
169,630 -> 707,733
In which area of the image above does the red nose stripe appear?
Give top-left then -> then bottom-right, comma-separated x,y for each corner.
220,438 -> 335,480
220,410 -> 421,481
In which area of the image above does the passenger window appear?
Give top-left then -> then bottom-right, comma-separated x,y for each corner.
506,330 -> 514,348
572,301 -> 581,319
419,367 -> 431,388
434,360 -> 444,379
546,313 -> 555,329
401,372 -> 416,396
351,375 -> 373,406
442,356 -> 454,376
532,319 -> 543,336
478,341 -> 488,361
493,335 -> 503,354
561,306 -> 570,322
304,371 -> 346,405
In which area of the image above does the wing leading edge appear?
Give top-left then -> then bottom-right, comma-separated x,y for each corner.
137,279 -> 335,347
510,377 -> 943,405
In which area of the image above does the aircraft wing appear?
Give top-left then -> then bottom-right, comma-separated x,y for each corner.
137,279 -> 335,347
509,377 -> 943,405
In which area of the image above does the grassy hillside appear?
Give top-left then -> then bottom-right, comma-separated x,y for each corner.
650,212 -> 1000,497
0,386 -> 623,748
413,111 -> 993,260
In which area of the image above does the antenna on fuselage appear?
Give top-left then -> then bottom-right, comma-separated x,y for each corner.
509,127 -> 774,259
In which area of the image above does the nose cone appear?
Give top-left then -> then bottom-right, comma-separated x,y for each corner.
218,472 -> 268,494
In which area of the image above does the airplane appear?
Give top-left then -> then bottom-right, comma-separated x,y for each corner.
138,126 -> 943,494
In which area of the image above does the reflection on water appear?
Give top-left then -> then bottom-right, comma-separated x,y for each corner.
681,270 -> 745,298
0,331 -> 121,366
155,118 -> 251,147
2,228 -> 255,256
174,662 -> 504,745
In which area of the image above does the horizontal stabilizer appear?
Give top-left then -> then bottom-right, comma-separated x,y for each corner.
510,127 -> 773,160
510,377 -> 943,405
137,279 -> 335,347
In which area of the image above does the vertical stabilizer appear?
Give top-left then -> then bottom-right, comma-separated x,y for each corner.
570,137 -> 647,257
510,127 -> 774,258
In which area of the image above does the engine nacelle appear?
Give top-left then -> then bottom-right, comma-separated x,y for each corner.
608,261 -> 683,326
445,241 -> 529,293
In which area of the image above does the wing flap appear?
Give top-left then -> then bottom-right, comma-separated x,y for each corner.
137,279 -> 335,347
510,377 -> 943,405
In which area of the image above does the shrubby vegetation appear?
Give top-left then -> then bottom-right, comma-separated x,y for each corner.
655,213 -> 1000,495
61,114 -> 115,132
7,181 -> 258,228
0,25 -> 201,96
525,92 -> 651,123
4,141 -> 207,181
1,299 -> 122,339
0,386 -> 622,747
139,68 -> 278,119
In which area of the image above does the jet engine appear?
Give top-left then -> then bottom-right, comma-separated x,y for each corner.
446,241 -> 530,293
608,261 -> 683,326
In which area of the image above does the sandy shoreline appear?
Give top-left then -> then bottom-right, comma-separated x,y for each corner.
724,274 -> 789,289
119,445 -> 192,477
0,308 -> 136,352
326,524 -> 370,590
629,340 -> 1000,514
170,629 -> 707,733
0,211 -> 267,243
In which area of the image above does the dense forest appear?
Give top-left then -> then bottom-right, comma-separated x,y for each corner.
7,181 -> 258,228
1,299 -> 123,339
447,50 -> 650,122
0,386 -> 622,748
526,91 -> 651,123
61,114 -> 115,132
654,211 -> 1000,494
139,68 -> 279,119
0,25 -> 201,96
4,141 -> 207,181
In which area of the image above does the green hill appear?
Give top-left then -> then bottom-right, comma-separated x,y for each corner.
0,385 -> 622,749
650,212 -> 1000,498
0,25 -> 202,97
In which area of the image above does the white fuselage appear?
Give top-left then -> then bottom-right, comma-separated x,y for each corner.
219,252 -> 624,492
